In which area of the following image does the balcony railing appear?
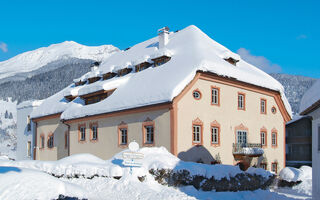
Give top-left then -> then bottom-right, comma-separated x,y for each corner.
232,143 -> 263,156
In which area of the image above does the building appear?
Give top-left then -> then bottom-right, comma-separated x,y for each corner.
16,100 -> 42,160
31,25 -> 292,173
300,79 -> 320,199
286,115 -> 312,168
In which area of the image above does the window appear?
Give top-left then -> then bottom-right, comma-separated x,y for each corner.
271,162 -> 278,173
118,68 -> 133,77
82,89 -> 116,105
120,128 -> 128,145
211,127 -> 219,144
79,125 -> 86,141
260,163 -> 267,170
193,90 -> 201,100
90,123 -> 98,141
261,131 -> 266,146
271,106 -> 277,114
48,134 -> 54,148
152,56 -> 171,67
272,132 -> 277,147
237,130 -> 247,145
238,93 -> 245,110
27,115 -> 31,131
145,125 -> 154,144
260,99 -> 266,114
27,141 -> 31,157
135,62 -> 151,72
193,125 -> 201,144
192,118 -> 203,145
40,134 -> 45,149
211,87 -> 220,106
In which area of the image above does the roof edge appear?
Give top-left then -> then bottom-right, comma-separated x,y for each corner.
62,102 -> 173,124
300,99 -> 320,115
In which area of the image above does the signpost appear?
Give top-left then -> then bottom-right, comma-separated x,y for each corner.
122,141 -> 144,174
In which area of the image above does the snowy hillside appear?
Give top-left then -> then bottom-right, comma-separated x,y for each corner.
0,41 -> 119,83
270,73 -> 318,115
0,99 -> 17,158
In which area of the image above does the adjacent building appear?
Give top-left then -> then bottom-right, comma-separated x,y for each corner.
300,79 -> 320,200
31,25 -> 292,173
285,115 -> 312,168
16,100 -> 42,160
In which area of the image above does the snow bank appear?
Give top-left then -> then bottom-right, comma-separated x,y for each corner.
278,166 -> 312,196
0,153 -> 123,178
0,167 -> 87,200
279,166 -> 312,182
0,147 -> 273,181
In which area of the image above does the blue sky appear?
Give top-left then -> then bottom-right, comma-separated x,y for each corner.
0,0 -> 319,78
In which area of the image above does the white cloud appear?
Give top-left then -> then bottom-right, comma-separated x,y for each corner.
0,42 -> 8,53
237,48 -> 281,73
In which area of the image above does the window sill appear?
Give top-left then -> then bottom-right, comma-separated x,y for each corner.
143,143 -> 155,147
119,144 -> 128,148
211,143 -> 220,147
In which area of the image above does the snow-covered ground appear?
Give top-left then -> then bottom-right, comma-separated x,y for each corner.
0,99 -> 17,159
0,147 -> 311,200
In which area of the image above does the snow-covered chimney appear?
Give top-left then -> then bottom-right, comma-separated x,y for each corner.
158,26 -> 169,49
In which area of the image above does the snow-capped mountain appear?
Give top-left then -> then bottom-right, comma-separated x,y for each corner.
270,73 -> 318,115
0,41 -> 119,84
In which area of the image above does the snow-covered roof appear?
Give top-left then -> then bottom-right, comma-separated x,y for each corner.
17,100 -> 43,110
286,115 -> 311,125
31,25 -> 292,120
300,79 -> 320,114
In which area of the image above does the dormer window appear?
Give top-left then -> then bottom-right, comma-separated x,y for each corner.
103,72 -> 117,80
88,76 -> 101,84
75,80 -> 86,87
64,95 -> 77,102
152,56 -> 171,67
118,68 -> 133,77
135,62 -> 152,72
224,57 -> 239,66
81,89 -> 116,105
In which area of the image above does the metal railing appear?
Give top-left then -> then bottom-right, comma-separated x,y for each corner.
232,143 -> 262,155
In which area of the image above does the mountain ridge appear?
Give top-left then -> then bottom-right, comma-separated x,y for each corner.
0,41 -> 119,83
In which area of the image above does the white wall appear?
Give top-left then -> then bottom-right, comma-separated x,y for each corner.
16,102 -> 41,160
309,108 -> 320,200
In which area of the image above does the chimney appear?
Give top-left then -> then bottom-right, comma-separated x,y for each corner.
158,26 -> 169,49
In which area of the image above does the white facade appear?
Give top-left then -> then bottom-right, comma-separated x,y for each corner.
308,108 -> 320,200
16,100 -> 42,160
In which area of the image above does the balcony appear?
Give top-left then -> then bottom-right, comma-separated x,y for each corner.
232,143 -> 264,159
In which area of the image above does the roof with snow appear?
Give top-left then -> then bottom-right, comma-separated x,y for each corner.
31,25 -> 292,120
300,79 -> 320,115
17,100 -> 43,110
